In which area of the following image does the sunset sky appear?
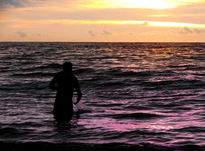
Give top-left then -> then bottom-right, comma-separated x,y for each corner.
0,0 -> 205,42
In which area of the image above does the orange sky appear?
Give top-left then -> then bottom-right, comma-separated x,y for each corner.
0,0 -> 205,42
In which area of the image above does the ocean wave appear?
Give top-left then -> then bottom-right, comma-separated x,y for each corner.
12,72 -> 54,78
142,79 -> 205,90
1,42 -> 205,147
173,126 -> 205,133
99,81 -> 128,88
0,80 -> 49,91
74,68 -> 95,74
0,127 -> 30,138
105,112 -> 165,119
36,63 -> 62,70
114,71 -> 155,77
0,142 -> 204,151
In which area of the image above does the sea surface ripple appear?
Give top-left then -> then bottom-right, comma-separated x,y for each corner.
0,42 -> 205,149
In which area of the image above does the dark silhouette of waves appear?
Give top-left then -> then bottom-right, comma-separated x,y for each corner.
0,142 -> 204,151
1,42 -> 205,148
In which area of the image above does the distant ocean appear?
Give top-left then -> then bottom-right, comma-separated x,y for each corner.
0,42 -> 205,151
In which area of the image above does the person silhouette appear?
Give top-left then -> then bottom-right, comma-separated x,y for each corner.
49,62 -> 82,122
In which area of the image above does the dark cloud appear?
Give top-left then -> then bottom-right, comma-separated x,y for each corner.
17,31 -> 26,37
102,30 -> 112,35
179,27 -> 193,34
177,27 -> 205,34
193,28 -> 205,34
0,0 -> 46,10
0,0 -> 28,9
88,30 -> 96,37
88,30 -> 112,36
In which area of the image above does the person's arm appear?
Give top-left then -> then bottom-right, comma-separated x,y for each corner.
49,74 -> 58,90
74,77 -> 82,104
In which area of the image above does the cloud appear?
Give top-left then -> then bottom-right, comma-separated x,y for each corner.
88,30 -> 112,36
180,27 -> 193,34
0,0 -> 47,10
88,30 -> 96,36
152,2 -> 205,24
102,30 -> 112,35
0,0 -> 28,9
193,28 -> 205,34
2,1 -> 205,25
17,31 -> 26,37
177,27 -> 205,34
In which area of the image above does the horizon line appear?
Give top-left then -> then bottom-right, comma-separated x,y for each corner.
0,41 -> 205,43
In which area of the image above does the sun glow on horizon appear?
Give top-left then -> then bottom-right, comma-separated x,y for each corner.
5,19 -> 205,29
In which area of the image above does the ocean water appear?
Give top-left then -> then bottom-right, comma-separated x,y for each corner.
0,42 -> 205,150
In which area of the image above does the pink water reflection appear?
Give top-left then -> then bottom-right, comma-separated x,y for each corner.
79,118 -> 137,132
78,106 -> 205,145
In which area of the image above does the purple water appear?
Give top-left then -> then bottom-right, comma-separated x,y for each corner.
0,42 -> 205,149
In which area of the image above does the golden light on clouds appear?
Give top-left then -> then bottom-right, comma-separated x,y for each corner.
0,0 -> 205,42
6,19 -> 205,29
87,0 -> 177,9
147,21 -> 205,28
82,0 -> 203,9
53,20 -> 205,28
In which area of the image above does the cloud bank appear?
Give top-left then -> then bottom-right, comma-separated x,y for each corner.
0,0 -> 47,10
0,0 -> 28,9
1,0 -> 205,42
178,27 -> 205,34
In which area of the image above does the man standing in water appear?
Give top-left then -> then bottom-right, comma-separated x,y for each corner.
49,62 -> 82,122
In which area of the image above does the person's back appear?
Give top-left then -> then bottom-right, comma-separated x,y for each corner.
49,62 -> 82,122
54,71 -> 78,98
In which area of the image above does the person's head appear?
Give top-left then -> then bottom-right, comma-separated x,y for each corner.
63,62 -> 72,73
